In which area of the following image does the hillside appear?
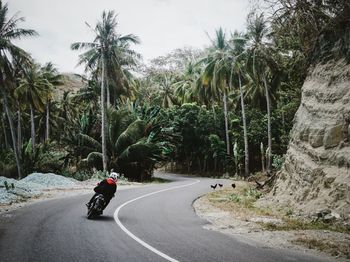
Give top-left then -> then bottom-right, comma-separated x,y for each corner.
54,73 -> 86,100
261,9 -> 350,220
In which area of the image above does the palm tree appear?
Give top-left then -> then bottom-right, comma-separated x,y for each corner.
1,102 -> 8,149
80,108 -> 165,181
200,28 -> 233,155
16,63 -> 52,150
237,71 -> 249,176
0,1 -> 37,178
11,54 -> 31,158
229,32 -> 250,176
158,74 -> 177,108
246,13 -> 276,173
173,61 -> 200,104
105,48 -> 140,107
59,91 -> 73,117
41,62 -> 63,141
72,78 -> 100,113
71,10 -> 140,171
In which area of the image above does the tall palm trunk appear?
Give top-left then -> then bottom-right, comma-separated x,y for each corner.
263,76 -> 272,173
222,92 -> 230,155
260,142 -> 265,173
45,101 -> 50,141
2,116 -> 9,148
106,78 -> 110,108
29,103 -> 36,150
101,57 -> 108,171
1,89 -> 21,178
2,103 -> 9,149
17,107 -> 22,157
105,78 -> 110,144
238,74 -> 249,177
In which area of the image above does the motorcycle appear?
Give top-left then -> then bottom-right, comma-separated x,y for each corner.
87,194 -> 105,219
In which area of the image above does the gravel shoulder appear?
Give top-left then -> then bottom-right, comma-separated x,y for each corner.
193,183 -> 350,261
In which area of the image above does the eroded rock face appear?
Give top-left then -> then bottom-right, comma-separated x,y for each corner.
261,60 -> 350,220
260,7 -> 350,220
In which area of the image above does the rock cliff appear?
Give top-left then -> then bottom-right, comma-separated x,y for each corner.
261,10 -> 350,220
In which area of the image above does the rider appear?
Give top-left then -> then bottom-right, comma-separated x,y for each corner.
86,172 -> 118,211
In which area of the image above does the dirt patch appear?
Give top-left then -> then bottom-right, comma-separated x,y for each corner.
193,182 -> 350,261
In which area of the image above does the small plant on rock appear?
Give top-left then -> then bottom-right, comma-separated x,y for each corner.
228,194 -> 241,202
4,181 -> 9,191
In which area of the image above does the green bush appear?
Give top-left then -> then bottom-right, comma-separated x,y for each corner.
73,170 -> 92,181
245,188 -> 262,199
0,150 -> 17,178
22,141 -> 67,176
228,194 -> 241,202
272,154 -> 285,170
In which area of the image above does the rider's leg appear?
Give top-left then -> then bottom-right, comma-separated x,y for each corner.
86,193 -> 98,207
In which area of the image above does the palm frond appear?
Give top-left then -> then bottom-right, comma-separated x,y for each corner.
79,133 -> 102,151
118,141 -> 161,164
86,152 -> 103,166
70,42 -> 97,50
115,119 -> 146,155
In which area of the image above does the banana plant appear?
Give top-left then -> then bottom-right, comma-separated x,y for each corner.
79,107 -> 176,181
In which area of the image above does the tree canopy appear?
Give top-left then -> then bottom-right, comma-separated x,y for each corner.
1,0 -> 348,181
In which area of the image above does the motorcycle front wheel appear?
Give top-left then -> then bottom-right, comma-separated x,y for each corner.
87,208 -> 94,219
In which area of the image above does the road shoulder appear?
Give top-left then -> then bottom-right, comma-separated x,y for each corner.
193,183 -> 350,262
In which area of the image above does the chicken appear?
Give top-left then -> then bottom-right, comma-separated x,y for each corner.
218,184 -> 223,188
211,184 -> 217,190
231,183 -> 236,188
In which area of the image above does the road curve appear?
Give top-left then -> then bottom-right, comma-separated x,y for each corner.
0,174 -> 331,262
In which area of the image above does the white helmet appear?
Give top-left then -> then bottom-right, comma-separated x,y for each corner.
109,172 -> 119,181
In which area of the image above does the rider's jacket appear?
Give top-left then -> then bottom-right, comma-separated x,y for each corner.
94,178 -> 117,200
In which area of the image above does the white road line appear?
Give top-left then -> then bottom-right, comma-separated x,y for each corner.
113,179 -> 200,262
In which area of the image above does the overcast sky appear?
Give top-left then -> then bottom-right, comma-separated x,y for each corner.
9,0 -> 251,74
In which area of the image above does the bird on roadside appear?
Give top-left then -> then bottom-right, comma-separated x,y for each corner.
231,183 -> 236,188
211,184 -> 217,190
218,184 -> 223,188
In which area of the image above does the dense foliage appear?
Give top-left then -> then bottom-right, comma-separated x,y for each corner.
1,0 -> 348,181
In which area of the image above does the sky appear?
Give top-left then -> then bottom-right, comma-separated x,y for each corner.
9,0 -> 252,74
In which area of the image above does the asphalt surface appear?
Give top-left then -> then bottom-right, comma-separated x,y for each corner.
0,174 -> 332,262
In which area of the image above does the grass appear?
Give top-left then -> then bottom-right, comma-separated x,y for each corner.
203,180 -> 350,258
206,182 -> 274,219
206,181 -> 350,234
292,237 -> 350,258
259,218 -> 350,234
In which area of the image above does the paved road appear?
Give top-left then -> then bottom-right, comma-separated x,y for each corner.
0,174 -> 331,262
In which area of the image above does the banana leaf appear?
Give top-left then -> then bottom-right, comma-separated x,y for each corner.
115,119 -> 146,155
